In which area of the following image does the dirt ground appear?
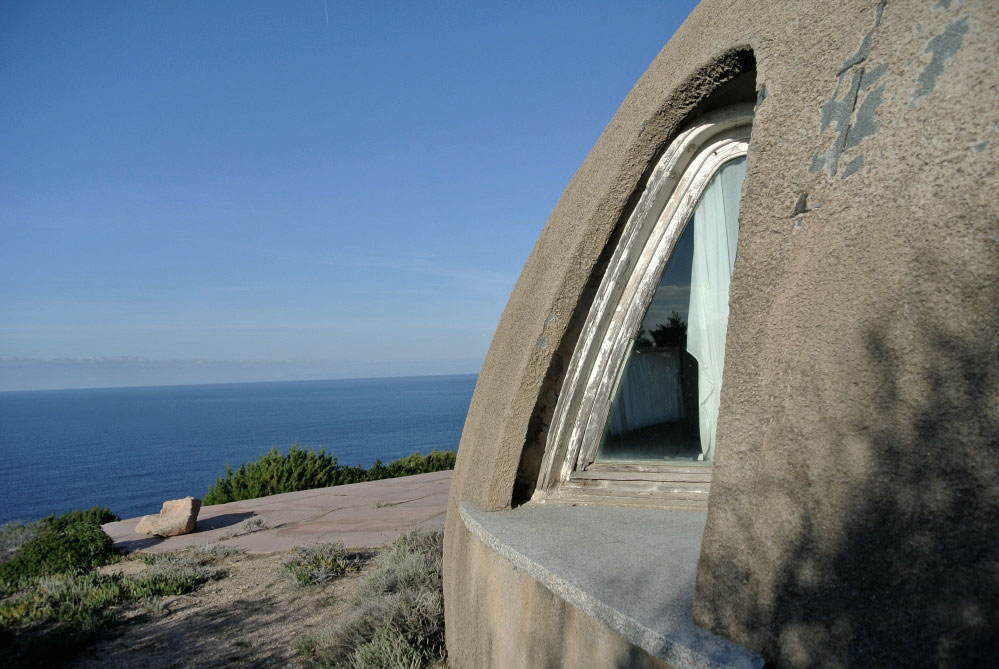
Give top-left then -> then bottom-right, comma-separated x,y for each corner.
72,550 -> 368,668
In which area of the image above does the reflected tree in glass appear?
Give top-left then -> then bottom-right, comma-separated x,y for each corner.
596,157 -> 746,464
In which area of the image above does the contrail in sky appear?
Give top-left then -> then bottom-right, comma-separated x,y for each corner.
324,0 -> 329,25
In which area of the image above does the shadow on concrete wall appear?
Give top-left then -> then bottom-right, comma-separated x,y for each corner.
767,327 -> 996,664
700,250 -> 999,666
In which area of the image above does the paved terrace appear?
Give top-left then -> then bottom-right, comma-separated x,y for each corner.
103,469 -> 452,553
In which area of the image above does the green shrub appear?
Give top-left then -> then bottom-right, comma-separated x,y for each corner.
204,445 -> 338,505
296,527 -> 445,668
41,506 -> 119,532
282,542 -> 371,586
0,507 -> 120,595
204,445 -> 456,505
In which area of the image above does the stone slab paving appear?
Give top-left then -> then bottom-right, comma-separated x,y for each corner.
102,469 -> 452,554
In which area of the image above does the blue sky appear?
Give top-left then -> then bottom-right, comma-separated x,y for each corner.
0,1 -> 698,391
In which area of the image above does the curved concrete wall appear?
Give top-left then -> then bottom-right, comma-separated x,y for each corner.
449,523 -> 669,668
445,0 -> 998,665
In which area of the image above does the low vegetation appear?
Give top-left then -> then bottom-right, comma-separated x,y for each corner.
189,542 -> 246,559
282,542 -> 371,586
296,527 -> 446,668
219,516 -> 269,539
0,508 -> 229,666
204,444 -> 456,505
3,470 -> 450,666
0,507 -> 120,596
3,508 -> 447,668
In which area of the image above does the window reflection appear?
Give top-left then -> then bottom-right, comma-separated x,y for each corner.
595,156 -> 746,464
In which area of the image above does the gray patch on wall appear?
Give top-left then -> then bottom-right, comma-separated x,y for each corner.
932,0 -> 966,9
845,82 -> 885,150
838,0 -> 886,74
973,141 -> 987,153
791,193 -> 810,218
809,2 -> 889,179
910,16 -> 970,106
841,155 -> 865,179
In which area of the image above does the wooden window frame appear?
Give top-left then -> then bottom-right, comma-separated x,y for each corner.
534,105 -> 753,509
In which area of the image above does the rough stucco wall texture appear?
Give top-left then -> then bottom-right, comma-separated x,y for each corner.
445,0 -> 998,666
693,1 -> 999,664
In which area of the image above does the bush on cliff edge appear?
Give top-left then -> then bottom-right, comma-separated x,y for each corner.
203,444 -> 456,505
0,506 -> 120,595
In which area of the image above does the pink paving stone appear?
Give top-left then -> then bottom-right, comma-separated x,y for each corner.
102,470 -> 453,554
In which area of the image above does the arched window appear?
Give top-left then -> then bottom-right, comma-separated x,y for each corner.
536,104 -> 752,508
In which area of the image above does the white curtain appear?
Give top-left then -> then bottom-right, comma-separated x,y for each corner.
686,157 -> 746,461
607,349 -> 683,437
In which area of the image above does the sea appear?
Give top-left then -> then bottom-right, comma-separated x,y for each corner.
0,374 -> 476,525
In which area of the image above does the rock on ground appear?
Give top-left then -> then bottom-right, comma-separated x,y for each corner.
135,497 -> 201,537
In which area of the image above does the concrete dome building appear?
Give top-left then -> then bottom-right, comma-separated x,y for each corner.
444,1 -> 997,666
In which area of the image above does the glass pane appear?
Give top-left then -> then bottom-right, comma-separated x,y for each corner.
594,156 -> 746,464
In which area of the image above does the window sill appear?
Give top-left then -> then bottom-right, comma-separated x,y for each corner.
459,502 -> 762,669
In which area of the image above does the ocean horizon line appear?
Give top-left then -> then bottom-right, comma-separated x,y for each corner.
0,373 -> 477,523
0,371 -> 480,395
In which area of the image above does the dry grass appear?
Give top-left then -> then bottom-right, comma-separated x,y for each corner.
219,516 -> 268,539
296,528 -> 445,668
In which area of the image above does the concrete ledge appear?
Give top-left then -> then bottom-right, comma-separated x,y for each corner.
460,502 -> 762,669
